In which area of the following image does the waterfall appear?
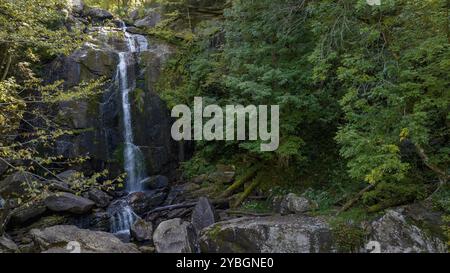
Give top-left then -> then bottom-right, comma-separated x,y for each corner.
118,25 -> 148,193
108,24 -> 149,234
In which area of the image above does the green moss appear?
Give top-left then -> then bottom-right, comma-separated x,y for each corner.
330,219 -> 367,253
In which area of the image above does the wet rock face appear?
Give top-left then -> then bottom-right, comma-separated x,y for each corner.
153,218 -> 198,253
368,204 -> 447,253
199,215 -> 336,253
30,225 -> 139,253
46,23 -> 185,179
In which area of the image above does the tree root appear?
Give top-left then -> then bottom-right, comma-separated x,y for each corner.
220,164 -> 260,199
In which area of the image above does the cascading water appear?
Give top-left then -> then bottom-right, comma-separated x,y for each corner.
108,24 -> 149,234
119,24 -> 148,193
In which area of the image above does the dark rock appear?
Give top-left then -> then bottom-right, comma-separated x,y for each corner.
0,171 -> 37,198
8,203 -> 47,225
141,175 -> 169,191
128,191 -> 167,215
45,180 -> 73,193
130,219 -> 153,242
129,9 -> 141,21
0,160 -> 8,177
56,170 -> 78,182
45,192 -> 95,214
72,210 -> 111,232
368,204 -> 447,253
134,12 -> 161,28
86,8 -> 113,22
30,225 -> 139,253
191,197 -> 216,233
200,215 -> 336,253
0,235 -> 19,253
153,218 -> 198,253
126,26 -> 146,35
87,188 -> 112,208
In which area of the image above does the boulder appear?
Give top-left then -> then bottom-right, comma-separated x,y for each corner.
86,8 -> 113,22
274,193 -> 313,215
153,218 -> 198,253
45,179 -> 73,193
368,204 -> 447,253
130,219 -> 153,242
134,12 -> 161,28
199,215 -> 336,253
8,203 -> 47,225
141,175 -> 169,191
87,188 -> 112,208
56,170 -> 78,182
0,171 -> 36,198
0,235 -> 19,253
128,191 -> 167,215
45,192 -> 95,214
72,210 -> 111,232
191,197 -> 216,233
69,0 -> 84,14
30,225 -> 139,253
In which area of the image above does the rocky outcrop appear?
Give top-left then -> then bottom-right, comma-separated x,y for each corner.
128,191 -> 167,215
86,188 -> 112,208
86,8 -> 113,23
0,235 -> 19,253
8,203 -> 47,226
368,204 -> 447,253
191,197 -> 216,233
45,192 -> 95,214
130,219 -> 153,242
30,225 -> 139,253
46,15 -> 186,179
200,215 -> 336,253
153,218 -> 198,253
0,171 -> 36,198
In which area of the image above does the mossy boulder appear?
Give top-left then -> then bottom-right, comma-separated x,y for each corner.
199,215 -> 336,253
